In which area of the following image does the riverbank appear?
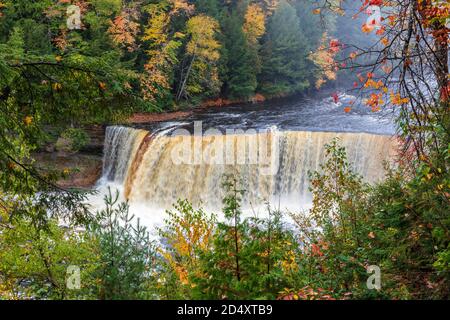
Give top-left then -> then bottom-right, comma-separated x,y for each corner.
33,153 -> 103,190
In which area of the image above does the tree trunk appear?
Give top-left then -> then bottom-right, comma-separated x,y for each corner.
176,55 -> 195,102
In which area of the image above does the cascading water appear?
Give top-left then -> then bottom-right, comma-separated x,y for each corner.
97,126 -> 397,214
101,126 -> 149,184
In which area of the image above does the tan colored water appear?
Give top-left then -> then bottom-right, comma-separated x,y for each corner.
101,126 -> 397,211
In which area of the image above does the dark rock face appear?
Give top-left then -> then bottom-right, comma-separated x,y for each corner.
35,125 -> 107,189
33,153 -> 103,190
79,125 -> 106,156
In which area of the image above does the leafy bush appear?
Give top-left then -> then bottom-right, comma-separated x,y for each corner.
156,175 -> 300,300
155,200 -> 216,299
289,138 -> 450,299
0,214 -> 98,299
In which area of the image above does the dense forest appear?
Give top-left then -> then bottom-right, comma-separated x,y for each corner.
0,0 -> 449,300
0,0 -> 338,115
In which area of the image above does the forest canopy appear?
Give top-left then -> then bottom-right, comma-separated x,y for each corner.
0,0 -> 337,113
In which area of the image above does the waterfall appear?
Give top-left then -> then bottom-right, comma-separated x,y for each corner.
101,126 -> 149,184
99,126 -> 397,211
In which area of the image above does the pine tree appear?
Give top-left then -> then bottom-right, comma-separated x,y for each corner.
259,0 -> 310,97
193,0 -> 221,18
222,11 -> 257,99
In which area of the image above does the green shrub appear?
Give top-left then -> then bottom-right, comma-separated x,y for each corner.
88,188 -> 156,300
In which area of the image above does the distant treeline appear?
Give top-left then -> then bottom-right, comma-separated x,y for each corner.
0,0 -> 363,111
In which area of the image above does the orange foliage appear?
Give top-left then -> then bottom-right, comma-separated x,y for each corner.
310,33 -> 338,89
390,91 -> 410,106
362,23 -> 375,33
108,14 -> 140,52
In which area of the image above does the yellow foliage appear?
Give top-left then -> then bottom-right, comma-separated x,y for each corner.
362,23 -> 375,33
23,116 -> 33,126
0,278 -> 19,300
186,15 -> 220,61
390,91 -> 410,105
364,79 -> 384,89
98,82 -> 107,90
243,4 -> 266,46
170,0 -> 194,16
280,249 -> 298,273
158,202 -> 215,287
52,82 -> 62,91
141,3 -> 186,101
142,8 -> 170,45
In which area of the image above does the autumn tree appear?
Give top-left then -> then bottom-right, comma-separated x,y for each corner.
242,3 -> 266,93
107,1 -> 141,53
0,0 -> 138,230
141,1 -> 192,107
243,3 -> 266,50
175,14 -> 221,102
157,200 -> 216,299
309,0 -> 450,298
319,0 -> 449,157
0,1 -> 144,300
309,33 -> 338,88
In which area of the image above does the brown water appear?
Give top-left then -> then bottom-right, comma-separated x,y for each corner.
97,91 -> 397,214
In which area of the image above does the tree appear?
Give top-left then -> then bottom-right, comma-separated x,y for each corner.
309,33 -> 338,88
243,3 -> 266,46
0,211 -> 98,299
191,175 -> 299,299
0,0 -> 138,230
156,199 -> 216,299
321,0 -> 449,158
193,0 -> 221,18
306,0 -> 450,298
88,189 -> 155,300
222,11 -> 258,99
175,14 -> 221,102
259,0 -> 311,97
107,2 -> 141,53
141,1 -> 187,108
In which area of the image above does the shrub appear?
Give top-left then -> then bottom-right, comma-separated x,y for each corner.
88,188 -> 155,300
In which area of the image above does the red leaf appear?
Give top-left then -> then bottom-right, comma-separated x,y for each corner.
332,92 -> 339,104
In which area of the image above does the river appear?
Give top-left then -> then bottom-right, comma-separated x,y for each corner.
90,90 -> 398,228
